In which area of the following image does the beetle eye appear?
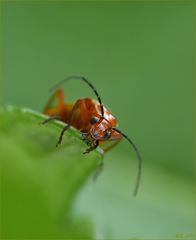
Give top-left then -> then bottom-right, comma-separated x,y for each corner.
90,116 -> 99,124
104,131 -> 111,139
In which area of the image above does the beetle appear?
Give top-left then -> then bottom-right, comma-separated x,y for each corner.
42,75 -> 142,196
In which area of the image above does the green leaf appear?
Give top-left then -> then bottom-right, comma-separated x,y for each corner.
0,106 -> 103,239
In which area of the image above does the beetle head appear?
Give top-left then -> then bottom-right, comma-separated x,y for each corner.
89,116 -> 122,141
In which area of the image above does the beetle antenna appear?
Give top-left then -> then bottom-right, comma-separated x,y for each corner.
50,75 -> 104,117
112,127 -> 142,197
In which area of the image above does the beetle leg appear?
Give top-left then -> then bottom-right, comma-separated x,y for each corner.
56,100 -> 81,147
80,131 -> 91,145
43,88 -> 65,116
92,162 -> 104,181
40,116 -> 62,125
102,139 -> 121,153
92,141 -> 120,183
56,124 -> 71,147
83,140 -> 99,154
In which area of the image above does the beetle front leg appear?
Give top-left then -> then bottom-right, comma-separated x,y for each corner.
56,124 -> 71,147
83,140 -> 99,154
56,100 -> 81,147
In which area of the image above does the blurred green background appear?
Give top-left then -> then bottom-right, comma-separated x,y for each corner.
1,1 -> 195,239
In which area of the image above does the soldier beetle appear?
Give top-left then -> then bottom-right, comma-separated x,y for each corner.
42,76 -> 142,196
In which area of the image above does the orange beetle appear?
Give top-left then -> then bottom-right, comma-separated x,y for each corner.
42,76 -> 142,196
